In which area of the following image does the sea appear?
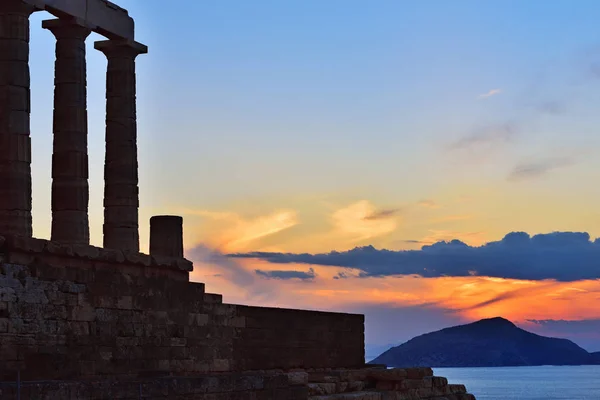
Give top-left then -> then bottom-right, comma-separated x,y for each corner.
434,366 -> 600,400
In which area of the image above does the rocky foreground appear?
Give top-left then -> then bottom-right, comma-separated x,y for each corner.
0,366 -> 476,399
305,365 -> 475,400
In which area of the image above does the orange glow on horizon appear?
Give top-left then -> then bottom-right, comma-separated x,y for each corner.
190,256 -> 600,325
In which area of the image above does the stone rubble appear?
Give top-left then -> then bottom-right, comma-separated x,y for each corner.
305,367 -> 476,400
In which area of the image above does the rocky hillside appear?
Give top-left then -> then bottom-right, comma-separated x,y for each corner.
371,317 -> 598,367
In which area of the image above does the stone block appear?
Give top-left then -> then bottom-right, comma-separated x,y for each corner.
203,293 -> 223,304
228,316 -> 245,328
43,304 -> 68,320
337,381 -> 350,393
286,371 -> 308,386
348,380 -> 367,392
448,384 -> 467,394
309,382 -> 337,395
376,381 -> 400,391
170,337 -> 187,347
405,367 -> 433,379
380,392 -> 418,400
6,236 -> 45,253
98,248 -> 125,263
115,295 -> 132,309
59,280 -> 86,294
0,287 -> 17,302
429,376 -> 449,387
188,312 -> 209,326
69,305 -> 95,321
368,368 -> 408,381
0,301 -> 9,317
308,371 -> 340,383
210,358 -> 229,372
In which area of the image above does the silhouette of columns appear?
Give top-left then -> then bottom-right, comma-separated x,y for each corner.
95,39 -> 147,252
0,0 -> 36,237
43,18 -> 91,244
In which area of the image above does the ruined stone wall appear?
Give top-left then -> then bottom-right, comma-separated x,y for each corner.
0,366 -> 477,400
0,235 -> 365,381
305,367 -> 476,400
234,305 -> 365,370
0,371 -> 308,400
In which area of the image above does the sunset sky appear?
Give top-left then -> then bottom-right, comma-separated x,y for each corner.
26,0 -> 600,356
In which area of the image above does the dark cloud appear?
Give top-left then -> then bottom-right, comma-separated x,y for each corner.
526,319 -> 600,352
190,244 -> 256,287
229,231 -> 600,282
364,208 -> 401,221
528,319 -> 600,333
454,282 -> 559,313
332,268 -> 360,280
508,156 -> 575,181
459,291 -> 524,311
447,123 -> 518,151
188,244 -> 278,301
255,267 -> 316,281
333,271 -> 349,280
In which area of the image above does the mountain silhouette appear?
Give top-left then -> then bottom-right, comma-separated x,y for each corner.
371,317 -> 599,367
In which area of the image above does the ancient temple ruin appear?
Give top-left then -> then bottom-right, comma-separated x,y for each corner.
0,1 -> 476,398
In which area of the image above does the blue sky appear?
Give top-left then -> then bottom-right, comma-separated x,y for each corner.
27,1 -> 600,246
24,1 -> 600,351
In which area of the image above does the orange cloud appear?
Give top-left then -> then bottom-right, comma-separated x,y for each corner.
417,199 -> 440,209
429,214 -> 474,224
182,209 -> 298,252
417,229 -> 487,246
331,200 -> 399,243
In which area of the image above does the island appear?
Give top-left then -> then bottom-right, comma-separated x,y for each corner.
371,317 -> 600,367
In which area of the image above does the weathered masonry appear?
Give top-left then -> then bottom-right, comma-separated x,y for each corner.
0,1 -> 476,399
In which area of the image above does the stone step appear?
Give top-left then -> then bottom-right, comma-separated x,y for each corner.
308,381 -> 367,396
309,391 -> 383,400
203,293 -> 222,304
377,391 -> 477,400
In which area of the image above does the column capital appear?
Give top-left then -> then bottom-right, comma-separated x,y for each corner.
42,18 -> 91,40
94,39 -> 148,59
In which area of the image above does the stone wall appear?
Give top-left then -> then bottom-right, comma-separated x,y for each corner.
0,367 -> 477,400
0,371 -> 309,400
0,235 -> 365,381
234,305 -> 365,370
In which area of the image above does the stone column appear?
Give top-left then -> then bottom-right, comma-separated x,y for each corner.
0,0 -> 36,237
95,39 -> 147,252
43,18 -> 91,244
150,215 -> 184,258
